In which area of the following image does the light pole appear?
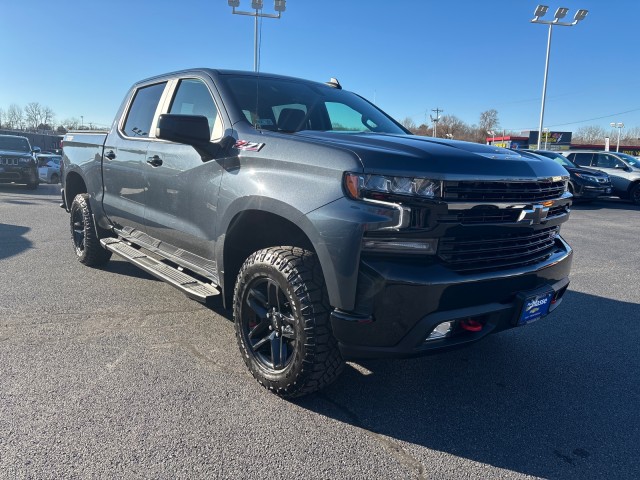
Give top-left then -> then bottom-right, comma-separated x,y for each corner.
531,5 -> 588,150
228,0 -> 287,72
610,122 -> 624,152
543,127 -> 549,149
430,107 -> 443,138
81,116 -> 84,129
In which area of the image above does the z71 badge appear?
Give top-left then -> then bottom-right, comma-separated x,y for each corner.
234,140 -> 265,152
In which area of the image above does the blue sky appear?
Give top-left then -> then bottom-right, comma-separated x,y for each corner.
1,0 -> 638,135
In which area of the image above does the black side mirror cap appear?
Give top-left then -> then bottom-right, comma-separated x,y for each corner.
156,114 -> 211,146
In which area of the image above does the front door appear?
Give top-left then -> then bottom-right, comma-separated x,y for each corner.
592,153 -> 630,194
143,77 -> 226,275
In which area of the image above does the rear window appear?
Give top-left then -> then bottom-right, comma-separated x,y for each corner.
571,153 -> 593,166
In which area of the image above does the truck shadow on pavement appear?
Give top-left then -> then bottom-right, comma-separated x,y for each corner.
0,223 -> 32,260
295,290 -> 639,479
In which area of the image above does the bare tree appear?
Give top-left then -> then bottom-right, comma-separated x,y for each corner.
0,107 -> 4,128
42,106 -> 55,129
400,117 -> 416,131
573,125 -> 606,144
6,104 -> 23,129
479,109 -> 499,135
439,114 -> 470,140
62,117 -> 80,130
25,102 -> 43,130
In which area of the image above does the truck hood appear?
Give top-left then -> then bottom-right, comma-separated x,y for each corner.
0,149 -> 33,158
291,132 -> 567,180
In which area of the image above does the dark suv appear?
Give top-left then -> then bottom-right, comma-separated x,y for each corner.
0,135 -> 39,189
522,149 -> 611,201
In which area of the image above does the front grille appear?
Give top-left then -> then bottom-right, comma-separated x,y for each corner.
443,180 -> 566,202
439,204 -> 569,225
0,157 -> 22,165
438,226 -> 560,272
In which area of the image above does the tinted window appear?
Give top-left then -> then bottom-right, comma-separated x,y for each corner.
594,154 -> 621,168
169,78 -> 221,137
123,82 -> 166,138
571,153 -> 593,166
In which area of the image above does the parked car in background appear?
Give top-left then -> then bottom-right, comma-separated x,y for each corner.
37,154 -> 62,184
563,150 -> 640,205
0,134 -> 39,189
522,149 -> 611,201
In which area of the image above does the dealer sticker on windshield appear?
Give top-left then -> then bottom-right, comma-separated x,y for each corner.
519,291 -> 554,325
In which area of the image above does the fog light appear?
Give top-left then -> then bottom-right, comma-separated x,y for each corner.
425,321 -> 455,342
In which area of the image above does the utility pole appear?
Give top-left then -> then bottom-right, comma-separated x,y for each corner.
430,107 -> 443,138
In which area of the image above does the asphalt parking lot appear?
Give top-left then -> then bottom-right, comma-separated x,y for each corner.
1,183 -> 639,479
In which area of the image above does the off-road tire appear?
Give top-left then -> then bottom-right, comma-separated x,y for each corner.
25,180 -> 38,190
70,193 -> 112,266
50,173 -> 59,184
234,246 -> 344,398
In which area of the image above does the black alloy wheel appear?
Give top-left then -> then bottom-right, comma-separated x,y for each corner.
241,277 -> 297,371
234,247 -> 344,398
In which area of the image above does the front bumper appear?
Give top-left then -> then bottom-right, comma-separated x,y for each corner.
574,182 -> 612,198
331,236 -> 573,359
0,165 -> 37,185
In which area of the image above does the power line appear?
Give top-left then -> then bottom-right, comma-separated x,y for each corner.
516,106 -> 640,131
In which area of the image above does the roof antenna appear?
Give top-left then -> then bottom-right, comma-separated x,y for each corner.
326,78 -> 342,89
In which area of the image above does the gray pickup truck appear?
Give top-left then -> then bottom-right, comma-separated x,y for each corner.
61,68 -> 573,397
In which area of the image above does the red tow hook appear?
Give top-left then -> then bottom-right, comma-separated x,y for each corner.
460,318 -> 483,332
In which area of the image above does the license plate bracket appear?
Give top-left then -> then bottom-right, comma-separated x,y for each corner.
517,291 -> 554,326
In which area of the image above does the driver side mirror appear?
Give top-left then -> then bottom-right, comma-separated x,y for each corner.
32,146 -> 41,154
156,114 -> 210,146
156,114 -> 231,161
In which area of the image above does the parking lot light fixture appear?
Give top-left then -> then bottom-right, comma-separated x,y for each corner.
531,5 -> 588,150
228,0 -> 287,72
610,122 -> 625,152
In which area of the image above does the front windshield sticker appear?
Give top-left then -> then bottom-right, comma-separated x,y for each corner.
235,140 -> 265,152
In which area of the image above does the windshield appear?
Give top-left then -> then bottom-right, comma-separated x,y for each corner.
533,150 -> 576,168
615,152 -> 640,168
222,75 -> 407,135
0,136 -> 30,152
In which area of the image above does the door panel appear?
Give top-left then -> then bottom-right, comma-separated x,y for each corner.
102,81 -> 167,232
143,77 -> 225,271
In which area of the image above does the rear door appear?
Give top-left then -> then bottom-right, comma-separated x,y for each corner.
143,76 -> 227,274
102,81 -> 168,232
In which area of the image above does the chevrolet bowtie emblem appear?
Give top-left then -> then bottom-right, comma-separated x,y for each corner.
518,204 -> 549,225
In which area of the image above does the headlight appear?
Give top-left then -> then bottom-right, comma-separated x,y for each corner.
574,172 -> 599,183
344,172 -> 440,200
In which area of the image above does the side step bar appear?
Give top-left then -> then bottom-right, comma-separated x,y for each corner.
100,237 -> 220,303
